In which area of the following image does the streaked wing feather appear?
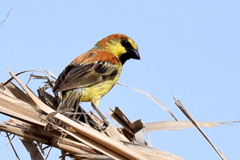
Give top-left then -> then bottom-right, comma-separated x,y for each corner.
53,62 -> 118,92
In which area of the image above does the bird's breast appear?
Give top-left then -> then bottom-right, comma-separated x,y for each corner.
81,66 -> 122,102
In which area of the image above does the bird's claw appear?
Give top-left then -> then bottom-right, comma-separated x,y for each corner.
46,111 -> 58,121
46,108 -> 74,120
103,119 -> 109,127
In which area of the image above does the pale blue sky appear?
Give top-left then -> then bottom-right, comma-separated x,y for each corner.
1,1 -> 240,160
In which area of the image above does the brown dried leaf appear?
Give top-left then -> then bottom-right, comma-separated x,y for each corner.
104,123 -> 129,142
8,68 -> 148,160
144,121 -> 239,132
6,132 -> 20,160
173,95 -> 227,160
19,137 -> 44,160
4,69 -> 56,86
37,87 -> 58,110
0,90 -> 46,126
2,119 -> 102,156
72,154 -> 112,160
109,107 -> 143,134
109,107 -> 146,145
4,82 -> 36,106
123,142 -> 184,160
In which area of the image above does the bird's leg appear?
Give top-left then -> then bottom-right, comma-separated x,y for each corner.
91,102 -> 109,126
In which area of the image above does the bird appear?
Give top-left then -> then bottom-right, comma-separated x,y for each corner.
52,33 -> 140,127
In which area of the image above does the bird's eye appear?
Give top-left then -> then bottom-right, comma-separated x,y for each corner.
121,39 -> 133,49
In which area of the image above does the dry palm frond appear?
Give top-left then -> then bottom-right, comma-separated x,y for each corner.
143,121 -> 239,132
0,68 -> 232,160
0,68 -> 185,160
173,95 -> 228,160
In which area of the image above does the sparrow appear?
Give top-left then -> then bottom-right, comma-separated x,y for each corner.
52,34 -> 140,126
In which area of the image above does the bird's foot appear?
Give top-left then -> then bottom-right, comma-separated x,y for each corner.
45,108 -> 74,130
103,119 -> 109,127
46,108 -> 74,120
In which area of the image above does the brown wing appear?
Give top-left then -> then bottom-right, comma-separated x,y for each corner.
53,50 -> 119,92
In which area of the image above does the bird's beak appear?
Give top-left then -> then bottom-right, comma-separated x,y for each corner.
128,49 -> 140,60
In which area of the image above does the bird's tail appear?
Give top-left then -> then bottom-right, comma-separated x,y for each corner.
58,88 -> 83,119
46,88 -> 83,130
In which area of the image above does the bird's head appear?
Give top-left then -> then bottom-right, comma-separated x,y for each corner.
96,34 -> 140,65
